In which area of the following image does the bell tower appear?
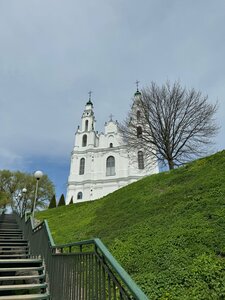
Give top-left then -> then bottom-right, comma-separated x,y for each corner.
81,91 -> 96,132
74,92 -> 98,149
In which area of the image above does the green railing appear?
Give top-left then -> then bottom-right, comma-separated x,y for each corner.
15,213 -> 149,300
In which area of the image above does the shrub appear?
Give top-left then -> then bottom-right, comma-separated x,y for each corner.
58,194 -> 65,206
69,196 -> 74,205
48,195 -> 56,209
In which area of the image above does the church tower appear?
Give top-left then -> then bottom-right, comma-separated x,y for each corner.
74,92 -> 98,150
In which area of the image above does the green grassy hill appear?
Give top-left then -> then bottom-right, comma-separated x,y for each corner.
37,151 -> 225,299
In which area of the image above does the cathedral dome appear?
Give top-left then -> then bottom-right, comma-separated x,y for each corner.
134,89 -> 141,96
86,99 -> 93,106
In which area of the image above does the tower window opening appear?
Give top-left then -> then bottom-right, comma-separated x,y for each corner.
79,158 -> 85,175
85,120 -> 88,131
138,151 -> 144,169
77,192 -> 83,200
82,134 -> 87,147
106,156 -> 115,176
137,126 -> 142,138
137,110 -> 141,121
109,143 -> 113,148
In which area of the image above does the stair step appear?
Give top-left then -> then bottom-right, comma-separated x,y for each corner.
0,274 -> 45,281
0,248 -> 28,251
0,231 -> 22,233
0,233 -> 23,236
0,239 -> 27,243
0,241 -> 27,243
0,293 -> 49,300
0,232 -> 23,238
0,237 -> 23,239
0,223 -> 18,225
0,228 -> 23,234
0,225 -> 18,227
0,242 -> 28,245
0,240 -> 24,242
0,266 -> 44,272
0,227 -> 21,229
0,222 -> 17,224
0,233 -> 23,235
0,228 -> 18,230
0,259 -> 42,264
0,254 -> 29,258
0,283 -> 47,291
0,250 -> 29,253
0,237 -> 23,240
0,244 -> 28,247
0,239 -> 27,244
0,228 -> 23,233
0,227 -> 18,229
0,232 -> 22,234
0,245 -> 29,251
0,226 -> 18,229
0,222 -> 17,223
0,243 -> 28,246
0,232 -> 22,235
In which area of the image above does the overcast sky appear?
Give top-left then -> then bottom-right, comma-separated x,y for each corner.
0,0 -> 224,198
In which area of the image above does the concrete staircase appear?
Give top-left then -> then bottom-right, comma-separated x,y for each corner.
0,214 -> 50,300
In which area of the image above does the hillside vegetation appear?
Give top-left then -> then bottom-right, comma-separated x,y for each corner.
37,151 -> 225,299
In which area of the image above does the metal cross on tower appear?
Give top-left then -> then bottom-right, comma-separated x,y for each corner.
109,114 -> 114,121
135,80 -> 140,91
88,90 -> 92,100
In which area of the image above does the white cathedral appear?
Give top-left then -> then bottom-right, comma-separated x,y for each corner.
66,88 -> 159,204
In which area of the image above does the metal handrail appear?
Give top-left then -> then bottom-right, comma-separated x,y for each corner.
19,212 -> 149,300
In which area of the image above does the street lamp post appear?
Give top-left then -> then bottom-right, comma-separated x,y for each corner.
16,187 -> 27,217
32,170 -> 43,218
18,193 -> 22,216
21,188 -> 27,217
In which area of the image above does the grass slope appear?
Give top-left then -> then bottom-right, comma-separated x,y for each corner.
37,151 -> 225,299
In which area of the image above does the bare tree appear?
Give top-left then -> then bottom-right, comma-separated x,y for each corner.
120,81 -> 219,170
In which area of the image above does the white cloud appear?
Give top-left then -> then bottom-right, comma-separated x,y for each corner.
0,148 -> 24,170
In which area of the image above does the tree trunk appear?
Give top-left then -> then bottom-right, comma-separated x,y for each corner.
168,159 -> 175,170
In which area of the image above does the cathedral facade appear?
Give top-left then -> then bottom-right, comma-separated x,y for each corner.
66,89 -> 159,204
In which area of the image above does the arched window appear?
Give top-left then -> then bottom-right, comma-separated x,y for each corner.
77,192 -> 83,200
109,143 -> 113,148
79,158 -> 85,175
137,110 -> 141,121
82,134 -> 87,147
137,126 -> 142,138
106,156 -> 115,176
85,120 -> 88,131
138,151 -> 144,169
